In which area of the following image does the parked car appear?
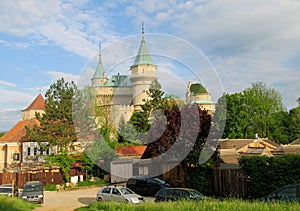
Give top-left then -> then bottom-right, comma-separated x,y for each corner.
261,184 -> 300,202
154,188 -> 204,202
0,184 -> 18,197
21,181 -> 44,204
126,176 -> 170,196
96,186 -> 144,204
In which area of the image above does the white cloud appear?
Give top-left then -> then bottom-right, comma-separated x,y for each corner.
0,80 -> 17,87
48,71 -> 79,83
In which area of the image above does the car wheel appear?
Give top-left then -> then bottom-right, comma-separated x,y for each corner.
97,197 -> 103,202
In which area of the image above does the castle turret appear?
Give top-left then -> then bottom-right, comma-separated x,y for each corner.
92,43 -> 107,86
130,23 -> 157,110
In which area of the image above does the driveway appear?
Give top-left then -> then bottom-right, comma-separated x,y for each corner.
33,186 -> 100,211
33,186 -> 154,211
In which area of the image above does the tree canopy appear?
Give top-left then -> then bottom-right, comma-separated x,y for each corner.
214,82 -> 292,143
26,78 -> 77,153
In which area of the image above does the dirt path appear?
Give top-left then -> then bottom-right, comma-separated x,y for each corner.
33,187 -> 99,211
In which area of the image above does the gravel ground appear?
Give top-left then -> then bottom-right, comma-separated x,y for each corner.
33,186 -> 99,211
33,186 -> 154,211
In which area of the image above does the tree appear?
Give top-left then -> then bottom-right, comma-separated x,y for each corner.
27,78 -> 77,153
215,82 -> 286,140
289,105 -> 300,141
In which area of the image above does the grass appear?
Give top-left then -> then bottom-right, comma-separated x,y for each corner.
0,195 -> 39,211
76,199 -> 300,211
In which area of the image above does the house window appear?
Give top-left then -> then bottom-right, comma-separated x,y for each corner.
46,148 -> 50,155
33,147 -> 37,156
40,147 -> 44,155
27,147 -> 31,156
139,166 -> 149,175
12,153 -> 20,161
142,99 -> 146,102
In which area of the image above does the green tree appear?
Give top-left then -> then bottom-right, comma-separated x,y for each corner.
27,78 -> 77,153
215,82 -> 286,140
289,105 -> 300,141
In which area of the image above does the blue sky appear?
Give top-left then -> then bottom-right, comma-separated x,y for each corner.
1,0 -> 300,132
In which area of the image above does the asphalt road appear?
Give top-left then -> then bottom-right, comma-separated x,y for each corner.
33,186 -> 154,211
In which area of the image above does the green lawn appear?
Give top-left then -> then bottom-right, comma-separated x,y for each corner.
76,199 -> 300,211
0,195 -> 39,211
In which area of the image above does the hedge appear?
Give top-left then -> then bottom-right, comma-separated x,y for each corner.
239,154 -> 300,198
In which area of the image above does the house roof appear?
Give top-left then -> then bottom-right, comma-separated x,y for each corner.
115,146 -> 147,157
219,138 -> 279,150
290,139 -> 300,145
0,118 -> 40,143
22,94 -> 45,111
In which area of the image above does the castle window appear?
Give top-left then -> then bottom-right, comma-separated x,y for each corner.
142,99 -> 146,102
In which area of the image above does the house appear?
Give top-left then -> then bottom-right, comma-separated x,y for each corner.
0,94 -> 52,171
218,138 -> 280,165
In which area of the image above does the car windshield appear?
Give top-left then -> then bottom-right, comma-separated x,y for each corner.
153,178 -> 165,184
0,188 -> 12,193
119,187 -> 134,195
188,189 -> 202,197
24,184 -> 42,192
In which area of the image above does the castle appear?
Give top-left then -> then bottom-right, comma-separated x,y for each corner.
91,29 -> 215,128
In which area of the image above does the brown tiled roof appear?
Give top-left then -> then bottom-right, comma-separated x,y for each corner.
219,139 -> 254,150
116,146 -> 147,157
0,118 -> 40,143
219,149 -> 239,164
290,139 -> 300,145
281,145 -> 300,154
22,94 -> 45,111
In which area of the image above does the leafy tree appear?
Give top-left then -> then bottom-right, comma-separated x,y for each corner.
289,105 -> 300,141
215,82 -> 286,140
27,78 -> 77,153
0,132 -> 5,138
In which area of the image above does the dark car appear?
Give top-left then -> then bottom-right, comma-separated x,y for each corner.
154,188 -> 204,202
261,184 -> 300,202
126,176 -> 170,196
21,181 -> 44,204
0,184 -> 18,197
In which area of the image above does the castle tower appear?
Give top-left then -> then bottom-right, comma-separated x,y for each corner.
91,42 -> 107,86
130,23 -> 157,111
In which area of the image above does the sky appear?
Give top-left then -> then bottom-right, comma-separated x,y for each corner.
0,0 -> 300,132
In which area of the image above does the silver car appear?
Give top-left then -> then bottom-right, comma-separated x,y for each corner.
96,186 -> 144,204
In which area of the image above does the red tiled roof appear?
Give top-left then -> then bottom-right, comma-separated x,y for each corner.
115,146 -> 147,156
0,118 -> 40,143
22,94 -> 45,111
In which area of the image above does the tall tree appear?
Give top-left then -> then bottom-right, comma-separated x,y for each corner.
215,82 -> 286,140
27,78 -> 77,153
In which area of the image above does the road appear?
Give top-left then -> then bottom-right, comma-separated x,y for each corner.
33,186 -> 154,211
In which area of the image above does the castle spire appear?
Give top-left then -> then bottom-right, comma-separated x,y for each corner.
92,41 -> 105,79
132,22 -> 154,66
92,41 -> 107,86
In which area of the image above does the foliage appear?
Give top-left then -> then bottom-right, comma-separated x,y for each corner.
239,155 -> 300,198
85,137 -> 119,175
76,179 -> 106,187
215,82 -> 287,142
289,106 -> 300,141
76,199 -> 300,211
26,78 -> 77,152
0,132 -> 5,138
45,151 -> 74,182
0,195 -> 38,211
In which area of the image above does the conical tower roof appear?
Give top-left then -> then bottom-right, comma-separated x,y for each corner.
92,43 -> 105,79
132,24 -> 154,66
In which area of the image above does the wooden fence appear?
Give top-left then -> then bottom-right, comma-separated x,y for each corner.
162,164 -> 250,198
0,169 -> 64,188
208,168 -> 250,198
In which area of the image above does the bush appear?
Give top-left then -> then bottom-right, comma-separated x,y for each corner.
239,154 -> 300,198
0,195 -> 38,211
